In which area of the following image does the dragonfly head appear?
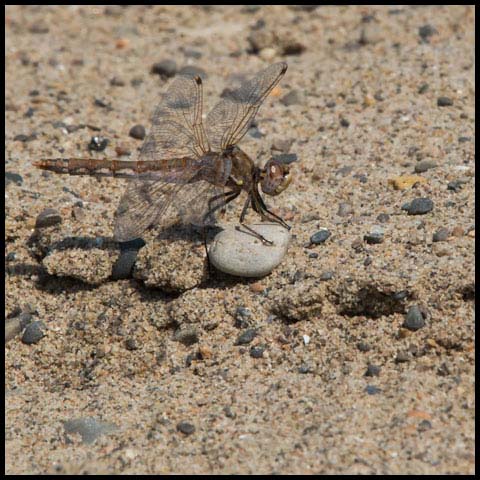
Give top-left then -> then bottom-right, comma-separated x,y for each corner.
260,160 -> 292,196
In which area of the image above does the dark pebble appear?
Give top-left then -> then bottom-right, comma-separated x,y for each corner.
320,271 -> 334,281
35,208 -> 62,228
94,98 -> 111,109
174,327 -> 199,346
417,419 -> 433,432
24,107 -> 35,118
310,229 -> 331,245
183,49 -> 202,59
14,133 -> 37,142
414,159 -> 436,173
250,346 -> 264,358
447,179 -> 466,192
458,136 -> 471,143
129,124 -> 146,140
6,252 -> 16,262
125,338 -> 138,350
280,90 -> 301,107
418,83 -> 429,94
365,385 -> 381,395
357,342 -> 371,352
363,256 -> 372,266
235,329 -> 257,346
178,65 -> 207,79
177,421 -> 195,435
29,22 -> 49,34
392,290 -> 409,301
88,136 -> 109,152
272,153 -> 298,164
248,126 -> 263,139
235,306 -> 252,328
437,96 -> 453,107
151,59 -> 177,77
308,252 -> 319,259
403,305 -> 426,331
298,363 -> 313,374
376,213 -> 390,223
5,172 -> 23,187
432,227 -> 449,242
418,24 -> 437,40
404,198 -> 434,215
365,364 -> 381,377
110,76 -> 126,87
340,118 -> 350,128
364,232 -> 384,244
111,250 -> 139,280
326,100 -> 336,108
21,321 -> 46,344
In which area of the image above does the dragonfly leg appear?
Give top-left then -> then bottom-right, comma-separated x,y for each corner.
236,195 -> 274,245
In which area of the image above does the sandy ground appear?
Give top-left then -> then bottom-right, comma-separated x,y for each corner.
5,5 -> 475,474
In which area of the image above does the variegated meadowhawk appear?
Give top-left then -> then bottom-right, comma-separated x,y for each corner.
34,62 -> 292,245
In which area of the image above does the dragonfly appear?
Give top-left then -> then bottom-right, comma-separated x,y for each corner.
34,62 -> 292,245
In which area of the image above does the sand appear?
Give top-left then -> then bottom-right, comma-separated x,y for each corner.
5,5 -> 475,474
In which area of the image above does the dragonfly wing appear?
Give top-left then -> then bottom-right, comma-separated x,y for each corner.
140,74 -> 209,163
205,62 -> 287,151
113,158 -> 230,241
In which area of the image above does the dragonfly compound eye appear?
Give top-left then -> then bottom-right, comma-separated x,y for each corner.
261,161 -> 292,196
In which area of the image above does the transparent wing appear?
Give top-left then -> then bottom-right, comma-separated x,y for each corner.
175,181 -> 227,227
140,74 -> 210,162
205,62 -> 287,151
113,161 -> 230,241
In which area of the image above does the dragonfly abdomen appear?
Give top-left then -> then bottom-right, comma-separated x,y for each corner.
33,157 -> 193,178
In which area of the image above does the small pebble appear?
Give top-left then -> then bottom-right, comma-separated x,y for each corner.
458,136 -> 471,143
365,364 -> 381,377
129,124 -> 146,140
14,133 -> 37,142
310,229 -> 331,245
298,363 -> 313,374
234,329 -> 257,346
414,159 -> 437,173
125,338 -> 138,350
250,346 -> 264,358
209,223 -> 290,278
376,213 -> 390,223
418,83 -> 429,94
5,172 -> 23,187
151,60 -> 177,77
21,321 -> 46,344
365,385 -> 381,395
272,153 -> 298,164
451,226 -> 464,237
395,351 -> 411,363
437,96 -> 453,107
447,179 -> 467,192
174,327 -> 199,346
340,118 -> 350,128
35,208 -> 62,228
88,136 -> 108,152
364,227 -> 384,245
320,271 -> 334,281
418,24 -> 437,40
403,198 -> 434,215
403,305 -> 426,331
280,90 -> 302,107
418,420 -> 433,432
177,421 -> 195,435
110,76 -> 126,87
357,342 -> 371,352
432,228 -> 449,242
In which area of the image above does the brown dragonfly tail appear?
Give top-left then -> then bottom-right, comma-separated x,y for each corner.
33,157 -> 187,178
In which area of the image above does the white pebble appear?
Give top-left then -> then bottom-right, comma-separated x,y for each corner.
209,223 -> 291,278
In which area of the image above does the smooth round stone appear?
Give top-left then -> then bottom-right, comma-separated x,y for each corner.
209,223 -> 291,278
